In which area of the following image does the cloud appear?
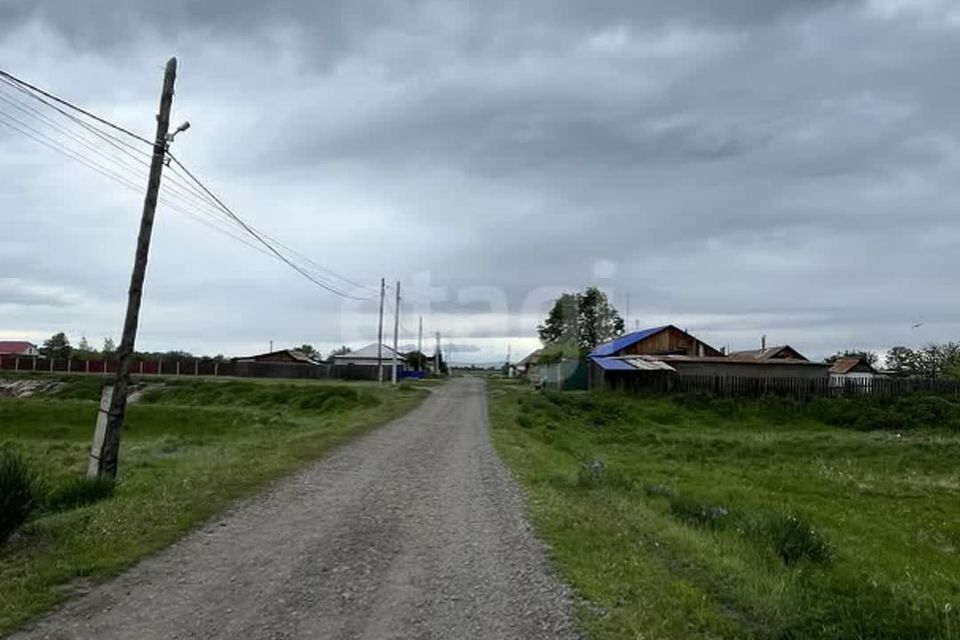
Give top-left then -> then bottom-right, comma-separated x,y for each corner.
1,0 -> 959,363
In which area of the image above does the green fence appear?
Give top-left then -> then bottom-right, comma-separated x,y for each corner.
538,358 -> 588,391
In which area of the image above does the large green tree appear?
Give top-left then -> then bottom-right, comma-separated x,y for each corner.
884,343 -> 960,379
40,332 -> 72,360
825,350 -> 879,367
537,287 -> 625,352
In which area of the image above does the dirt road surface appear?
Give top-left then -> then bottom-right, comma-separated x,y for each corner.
11,377 -> 579,640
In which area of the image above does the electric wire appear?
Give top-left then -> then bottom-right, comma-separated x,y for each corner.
0,68 -> 153,146
0,69 -> 379,302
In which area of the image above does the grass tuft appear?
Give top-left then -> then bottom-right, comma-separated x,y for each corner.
0,450 -> 42,543
668,494 -> 730,530
755,512 -> 833,566
43,476 -> 115,513
575,458 -> 631,490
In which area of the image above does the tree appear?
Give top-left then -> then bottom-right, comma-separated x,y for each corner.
883,343 -> 960,378
825,350 -> 879,367
40,332 -> 72,360
327,345 -> 351,361
296,344 -> 318,359
537,293 -> 579,346
404,350 -> 428,371
577,287 -> 625,350
73,336 -> 99,360
537,287 -> 625,352
884,346 -> 915,377
102,337 -> 116,357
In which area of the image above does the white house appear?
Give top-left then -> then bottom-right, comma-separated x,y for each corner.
331,343 -> 408,380
829,357 -> 879,387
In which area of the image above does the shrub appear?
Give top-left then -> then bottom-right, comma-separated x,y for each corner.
575,458 -> 630,490
516,413 -> 534,429
0,450 -> 41,543
643,482 -> 676,498
669,495 -> 730,530
44,476 -> 115,513
758,513 -> 832,566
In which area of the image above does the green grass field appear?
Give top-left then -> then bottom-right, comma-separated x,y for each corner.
488,380 -> 960,640
0,374 -> 428,634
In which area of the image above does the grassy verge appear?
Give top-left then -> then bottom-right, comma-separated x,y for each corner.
488,380 -> 960,640
0,375 -> 429,634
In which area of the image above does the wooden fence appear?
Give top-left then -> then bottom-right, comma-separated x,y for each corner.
604,372 -> 960,399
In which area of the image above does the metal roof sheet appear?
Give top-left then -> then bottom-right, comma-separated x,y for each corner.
625,358 -> 676,372
589,326 -> 668,357
590,356 -> 677,372
591,358 -> 638,371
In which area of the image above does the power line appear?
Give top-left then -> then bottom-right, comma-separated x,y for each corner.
0,110 -> 280,258
0,68 -> 153,146
0,66 -> 378,303
166,154 -> 376,301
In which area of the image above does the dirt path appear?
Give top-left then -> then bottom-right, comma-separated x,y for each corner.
11,378 -> 579,640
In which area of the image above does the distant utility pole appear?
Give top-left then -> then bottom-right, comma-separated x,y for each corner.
377,277 -> 385,384
89,57 -> 178,480
435,331 -> 440,375
417,315 -> 423,356
391,280 -> 400,385
269,340 -> 274,353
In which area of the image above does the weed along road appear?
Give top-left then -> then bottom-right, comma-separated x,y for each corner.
11,378 -> 578,640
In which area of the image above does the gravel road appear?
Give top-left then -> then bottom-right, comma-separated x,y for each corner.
11,377 -> 579,640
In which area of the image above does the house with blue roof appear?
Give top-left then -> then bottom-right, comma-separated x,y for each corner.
588,325 -> 830,391
589,325 -> 722,360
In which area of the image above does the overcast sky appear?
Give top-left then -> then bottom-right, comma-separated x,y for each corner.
1,0 -> 959,363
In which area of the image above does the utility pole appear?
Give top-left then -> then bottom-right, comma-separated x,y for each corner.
391,280 -> 400,385
435,331 -> 440,375
89,57 -> 178,480
269,340 -> 273,353
377,278 -> 385,384
417,315 -> 423,356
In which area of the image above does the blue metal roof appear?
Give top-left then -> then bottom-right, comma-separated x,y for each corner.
591,357 -> 638,371
589,326 -> 668,357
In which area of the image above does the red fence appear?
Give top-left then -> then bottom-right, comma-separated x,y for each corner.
0,355 -> 330,380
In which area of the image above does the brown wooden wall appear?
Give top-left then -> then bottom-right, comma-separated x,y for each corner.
620,326 -> 722,358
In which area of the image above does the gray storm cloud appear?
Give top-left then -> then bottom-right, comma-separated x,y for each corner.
0,0 -> 958,361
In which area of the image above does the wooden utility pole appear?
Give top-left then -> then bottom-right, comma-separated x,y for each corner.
391,280 -> 400,385
417,315 -> 423,371
377,278 -> 385,384
435,331 -> 441,375
89,57 -> 177,479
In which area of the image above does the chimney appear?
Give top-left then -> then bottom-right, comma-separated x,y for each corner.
761,334 -> 767,351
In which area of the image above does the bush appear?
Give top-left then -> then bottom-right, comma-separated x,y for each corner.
758,513 -> 832,566
0,450 -> 41,543
516,413 -> 534,429
669,495 -> 730,530
575,458 -> 630,490
44,476 -> 115,513
643,482 -> 676,498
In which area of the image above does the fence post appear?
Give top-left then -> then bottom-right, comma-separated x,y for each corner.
139,360 -> 144,375
85,359 -> 90,374
158,360 -> 162,376
14,357 -> 19,372
195,358 -> 199,376
214,361 -> 219,377
176,360 -> 181,376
